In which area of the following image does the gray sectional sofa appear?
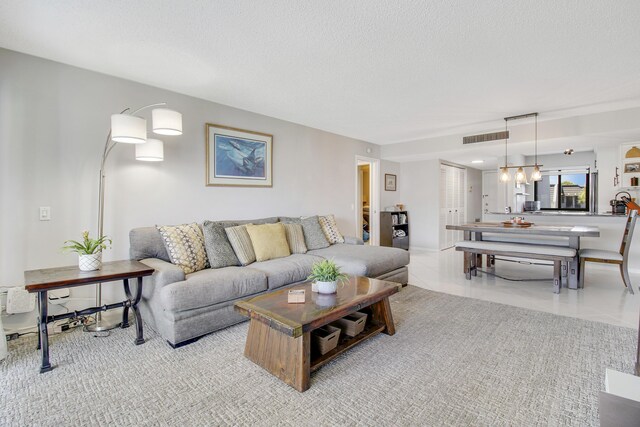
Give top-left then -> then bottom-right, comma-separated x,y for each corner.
129,217 -> 409,347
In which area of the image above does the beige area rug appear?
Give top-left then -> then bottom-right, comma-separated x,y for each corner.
1,286 -> 636,426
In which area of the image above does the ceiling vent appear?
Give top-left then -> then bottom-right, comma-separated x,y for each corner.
463,130 -> 509,145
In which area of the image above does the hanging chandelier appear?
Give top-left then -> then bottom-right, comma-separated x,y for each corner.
499,112 -> 543,184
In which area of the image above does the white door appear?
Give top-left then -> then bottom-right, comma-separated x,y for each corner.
440,164 -> 467,249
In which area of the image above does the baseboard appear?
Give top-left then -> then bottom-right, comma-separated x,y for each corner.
409,246 -> 439,252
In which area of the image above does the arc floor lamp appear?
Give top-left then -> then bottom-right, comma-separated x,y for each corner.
85,103 -> 182,332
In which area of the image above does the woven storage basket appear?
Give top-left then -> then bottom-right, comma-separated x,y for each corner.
312,325 -> 341,355
332,311 -> 367,337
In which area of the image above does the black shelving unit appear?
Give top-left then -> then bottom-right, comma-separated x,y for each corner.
380,211 -> 409,250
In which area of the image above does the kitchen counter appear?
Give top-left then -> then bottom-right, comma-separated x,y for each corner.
487,211 -> 625,218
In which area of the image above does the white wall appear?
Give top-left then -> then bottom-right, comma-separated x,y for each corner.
0,48 -> 379,329
398,159 -> 441,250
380,160 -> 401,210
596,145 -> 626,214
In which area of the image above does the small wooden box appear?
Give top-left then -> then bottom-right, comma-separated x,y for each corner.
287,289 -> 305,304
331,311 -> 367,337
312,325 -> 341,355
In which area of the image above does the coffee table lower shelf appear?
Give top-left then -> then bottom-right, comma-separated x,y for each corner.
310,322 -> 386,372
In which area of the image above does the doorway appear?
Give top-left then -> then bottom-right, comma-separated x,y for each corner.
439,163 -> 467,250
355,156 -> 380,245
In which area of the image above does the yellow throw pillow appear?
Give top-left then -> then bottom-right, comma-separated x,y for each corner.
245,223 -> 291,262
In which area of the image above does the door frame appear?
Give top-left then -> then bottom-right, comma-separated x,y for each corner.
355,156 -> 380,246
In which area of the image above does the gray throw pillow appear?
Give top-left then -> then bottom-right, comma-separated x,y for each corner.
202,220 -> 240,268
279,217 -> 301,224
299,216 -> 330,250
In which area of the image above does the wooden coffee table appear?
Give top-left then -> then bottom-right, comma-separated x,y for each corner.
234,276 -> 400,392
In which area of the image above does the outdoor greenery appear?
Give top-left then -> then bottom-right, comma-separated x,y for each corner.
307,259 -> 349,283
62,231 -> 111,255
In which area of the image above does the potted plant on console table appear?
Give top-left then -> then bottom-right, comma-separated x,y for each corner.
308,259 -> 348,294
62,231 -> 112,271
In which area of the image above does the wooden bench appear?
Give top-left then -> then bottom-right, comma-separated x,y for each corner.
454,241 -> 577,294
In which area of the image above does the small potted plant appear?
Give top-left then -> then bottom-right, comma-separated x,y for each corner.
63,231 -> 112,271
307,259 -> 348,294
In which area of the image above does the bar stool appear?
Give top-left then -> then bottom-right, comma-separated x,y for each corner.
579,210 -> 638,293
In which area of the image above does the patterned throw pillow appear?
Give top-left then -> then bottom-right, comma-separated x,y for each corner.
318,214 -> 345,244
245,223 -> 291,262
282,223 -> 307,254
225,224 -> 256,266
202,220 -> 240,268
156,223 -> 209,274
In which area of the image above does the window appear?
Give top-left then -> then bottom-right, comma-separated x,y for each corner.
534,170 -> 589,211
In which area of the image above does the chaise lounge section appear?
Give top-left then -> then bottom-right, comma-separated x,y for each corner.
130,217 -> 409,346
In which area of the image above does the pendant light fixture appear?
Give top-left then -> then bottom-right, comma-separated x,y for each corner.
498,112 -> 543,184
530,113 -> 542,181
515,167 -> 527,184
499,121 -> 511,182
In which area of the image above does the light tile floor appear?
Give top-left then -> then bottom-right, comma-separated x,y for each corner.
408,248 -> 640,329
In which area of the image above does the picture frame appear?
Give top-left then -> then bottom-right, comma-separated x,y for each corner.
206,123 -> 273,187
385,173 -> 397,191
624,162 -> 640,173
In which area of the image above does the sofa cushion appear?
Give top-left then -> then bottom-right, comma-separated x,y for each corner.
202,220 -> 240,268
283,223 -> 307,254
246,254 -> 324,289
308,244 -> 410,277
318,214 -> 345,244
225,224 -> 256,266
160,267 -> 268,312
156,223 -> 209,274
130,227 -> 170,262
281,216 -> 330,250
246,223 -> 291,262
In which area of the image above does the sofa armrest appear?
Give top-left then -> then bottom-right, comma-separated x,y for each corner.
139,258 -> 185,289
343,236 -> 364,245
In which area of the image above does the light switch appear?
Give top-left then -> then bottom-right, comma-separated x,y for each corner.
39,206 -> 51,221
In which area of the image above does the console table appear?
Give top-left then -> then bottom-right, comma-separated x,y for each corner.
24,260 -> 154,373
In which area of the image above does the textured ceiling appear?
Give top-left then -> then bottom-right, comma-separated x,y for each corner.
1,0 -> 639,144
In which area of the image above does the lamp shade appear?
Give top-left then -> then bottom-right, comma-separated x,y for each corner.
152,108 -> 182,135
499,167 -> 511,182
135,139 -> 164,161
531,165 -> 542,181
111,114 -> 147,144
515,167 -> 527,184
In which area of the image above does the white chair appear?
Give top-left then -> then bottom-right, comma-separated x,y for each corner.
579,210 -> 638,293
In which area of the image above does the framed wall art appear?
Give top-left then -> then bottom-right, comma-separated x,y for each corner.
385,173 -> 397,191
206,123 -> 273,187
624,162 -> 640,173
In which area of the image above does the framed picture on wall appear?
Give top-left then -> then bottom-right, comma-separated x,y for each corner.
206,123 -> 273,187
385,173 -> 397,191
624,162 -> 640,173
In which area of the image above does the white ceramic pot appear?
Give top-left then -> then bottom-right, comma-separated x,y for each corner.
79,252 -> 102,271
316,280 -> 337,294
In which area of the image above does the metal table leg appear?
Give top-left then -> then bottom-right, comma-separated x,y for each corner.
38,291 -> 53,373
568,236 -> 580,289
463,231 -> 471,278
123,277 -> 144,345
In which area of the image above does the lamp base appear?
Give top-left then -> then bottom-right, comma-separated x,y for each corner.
83,309 -> 123,333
